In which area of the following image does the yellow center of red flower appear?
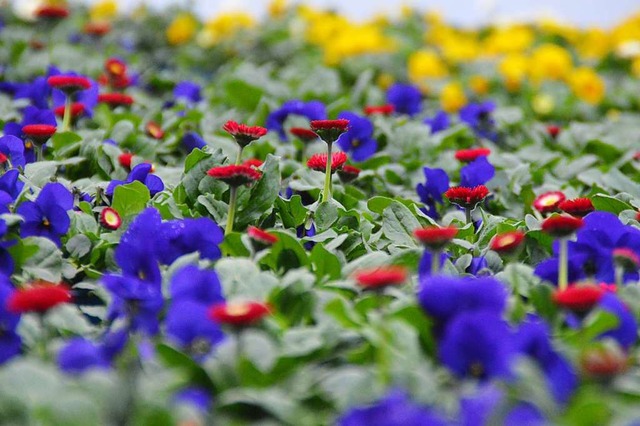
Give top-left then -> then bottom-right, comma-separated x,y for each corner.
540,194 -> 561,207
226,303 -> 251,316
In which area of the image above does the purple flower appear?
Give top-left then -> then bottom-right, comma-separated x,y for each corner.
166,301 -> 224,356
386,83 -> 422,116
424,111 -> 449,133
0,276 -> 21,364
338,389 -> 448,426
266,100 -> 327,141
51,71 -> 99,118
103,274 -> 163,335
460,157 -> 495,187
0,135 -> 26,169
182,132 -> 207,152
174,387 -> 213,412
57,337 -> 109,374
417,251 -> 447,278
459,386 -> 546,425
336,111 -> 377,161
106,163 -> 164,197
174,81 -> 202,103
159,218 -> 224,264
416,167 -> 449,219
459,101 -> 498,142
598,293 -> 638,348
0,169 -> 24,201
17,183 -> 73,246
169,266 -> 224,305
12,76 -> 52,109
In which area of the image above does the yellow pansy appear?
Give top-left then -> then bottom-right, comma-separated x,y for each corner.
469,75 -> 489,96
611,13 -> 640,50
498,54 -> 528,92
570,67 -> 605,105
198,12 -> 255,47
407,50 -> 448,83
483,25 -> 534,56
577,28 -> 611,60
166,13 -> 198,46
89,0 -> 117,22
269,0 -> 287,17
528,43 -> 573,82
440,82 -> 467,113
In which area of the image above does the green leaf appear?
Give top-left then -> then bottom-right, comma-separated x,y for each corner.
310,243 -> 341,280
155,343 -> 215,391
183,147 -> 211,173
65,234 -> 92,259
275,195 -> 307,228
235,154 -> 281,227
259,230 -> 310,272
21,237 -> 64,282
381,201 -> 420,247
315,201 -> 339,231
591,193 -> 634,215
111,181 -> 150,218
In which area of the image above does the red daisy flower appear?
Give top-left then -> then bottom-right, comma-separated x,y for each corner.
289,127 -> 319,142
354,266 -> 408,289
559,198 -> 594,217
105,58 -> 127,77
84,21 -> 111,36
222,120 -> 268,148
310,119 -> 350,143
36,5 -> 69,19
54,102 -> 85,119
454,147 -> 491,163
599,283 -> 617,293
444,185 -> 490,209
533,191 -> 565,214
22,124 -> 57,140
553,284 -> 604,313
613,248 -> 640,271
99,207 -> 122,230
146,122 -> 164,139
247,226 -> 279,246
363,104 -> 395,116
207,165 -> 262,187
242,159 -> 264,169
490,230 -> 525,254
547,125 -> 561,138
580,344 -> 628,378
338,165 -> 361,184
98,93 -> 134,108
7,282 -> 72,314
413,226 -> 458,250
209,302 -> 270,327
541,215 -> 584,237
118,152 -> 134,169
47,75 -> 91,93
307,151 -> 348,172
0,153 -> 8,165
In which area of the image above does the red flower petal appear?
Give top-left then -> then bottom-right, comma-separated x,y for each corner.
414,226 -> 458,250
553,284 -> 604,312
354,266 -> 408,289
100,207 -> 122,230
444,185 -> 489,209
207,165 -> 262,186
47,75 -> 91,91
310,119 -> 350,131
36,5 -> 69,19
247,226 -> 279,245
146,122 -> 164,139
98,93 -> 134,107
541,215 -> 584,237
363,104 -> 395,116
7,282 -> 72,314
454,148 -> 491,163
208,302 -> 270,327
54,102 -> 86,118
289,127 -> 319,142
559,198 -> 594,217
22,124 -> 57,138
490,231 -> 525,254
307,151 -> 348,172
533,191 -> 566,214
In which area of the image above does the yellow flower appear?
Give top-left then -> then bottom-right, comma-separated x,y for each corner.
498,54 -> 528,92
611,13 -> 640,50
632,57 -> 640,78
570,67 -> 605,105
407,50 -> 447,83
483,26 -> 534,56
469,75 -> 489,96
532,94 -> 555,115
198,13 -> 255,47
577,28 -> 611,60
89,0 -> 117,22
528,43 -> 573,82
269,0 -> 287,17
166,13 -> 198,46
377,73 -> 394,90
440,82 -> 467,113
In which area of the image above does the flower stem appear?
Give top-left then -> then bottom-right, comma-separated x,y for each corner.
615,265 -> 624,288
37,314 -> 48,360
225,186 -> 238,234
465,208 -> 472,226
61,95 -> 72,132
322,142 -> 333,203
558,238 -> 568,291
431,250 -> 441,276
34,144 -> 44,162
235,146 -> 243,165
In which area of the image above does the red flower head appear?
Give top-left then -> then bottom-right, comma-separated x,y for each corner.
454,148 -> 491,163
209,302 -> 270,327
207,165 -> 262,187
7,282 -> 72,314
119,152 -> 134,169
490,230 -> 525,254
533,191 -> 565,214
414,226 -> 458,251
146,122 -> 164,139
105,58 -> 127,78
98,93 -> 134,108
84,21 -> 111,37
310,119 -> 350,143
613,248 -> 640,271
100,207 -> 122,230
54,102 -> 85,119
354,266 -> 408,290
242,159 -> 264,169
363,104 -> 395,116
338,165 -> 361,184
223,120 -> 268,148
47,75 -> 91,94
0,153 -> 8,165
444,185 -> 489,210
22,125 -> 57,145
289,127 -> 319,142
553,284 -> 604,313
559,198 -> 594,217
580,344 -> 628,378
547,125 -> 561,139
541,215 -> 584,238
307,151 -> 348,173
36,5 -> 69,20
247,226 -> 279,246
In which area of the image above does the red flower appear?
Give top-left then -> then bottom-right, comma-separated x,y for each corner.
242,159 -> 263,169
413,226 -> 458,250
209,302 -> 270,327
22,124 -> 57,139
105,58 -> 127,78
47,76 -> 91,93
444,185 -> 489,209
84,21 -> 111,36
363,104 -> 395,116
490,231 -> 525,254
289,127 -> 319,142
559,198 -> 594,217
354,266 -> 408,289
310,119 -> 350,143
119,152 -> 134,169
454,148 -> 491,163
541,215 -> 584,237
100,207 -> 122,230
98,93 -> 134,108
533,191 -> 565,214
247,226 -> 279,245
146,122 -> 164,139
581,344 -> 628,378
0,153 -> 8,165
547,125 -> 561,138
553,284 -> 604,312
613,248 -> 640,271
54,102 -> 85,118
7,282 -> 72,314
36,5 -> 69,19
307,151 -> 348,172
338,165 -> 361,183
223,120 -> 268,148
207,165 -> 262,187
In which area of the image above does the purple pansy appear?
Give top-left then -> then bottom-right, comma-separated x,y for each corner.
266,99 -> 327,141
386,83 -> 422,116
336,111 -> 377,161
106,163 -> 165,197
17,182 -> 73,246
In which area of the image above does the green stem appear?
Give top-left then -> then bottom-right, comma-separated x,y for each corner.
465,208 -> 472,226
34,145 -> 44,162
37,314 -> 48,361
322,142 -> 333,203
615,265 -> 624,288
375,310 -> 391,386
558,238 -> 568,291
235,146 -> 243,165
431,250 -> 441,276
225,186 -> 238,234
61,95 -> 72,132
